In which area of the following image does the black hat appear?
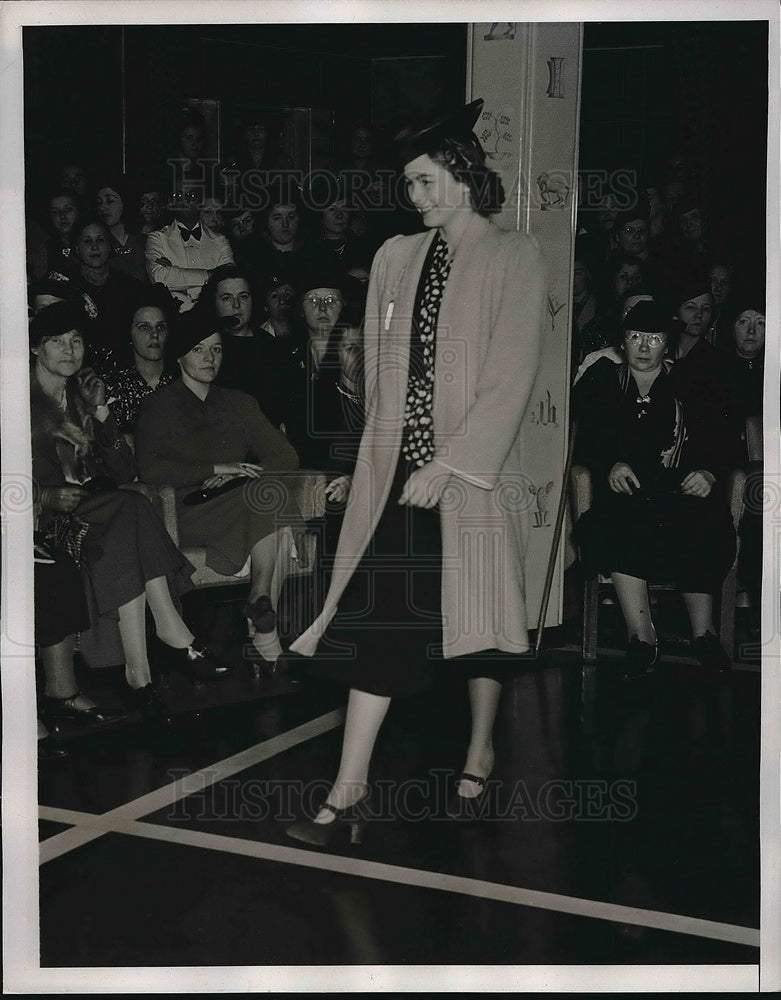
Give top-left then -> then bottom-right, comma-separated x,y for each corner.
393,99 -> 485,167
29,301 -> 85,349
28,276 -> 83,309
167,307 -> 227,362
621,299 -> 674,335
670,267 -> 712,309
297,258 -> 347,298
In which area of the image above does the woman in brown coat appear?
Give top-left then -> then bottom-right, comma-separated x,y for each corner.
286,100 -> 547,845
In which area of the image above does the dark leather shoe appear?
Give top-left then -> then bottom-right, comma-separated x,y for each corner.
40,692 -> 127,728
691,631 -> 732,674
38,735 -> 70,761
131,684 -> 174,727
243,595 -> 277,634
623,636 -> 658,679
168,640 -> 232,682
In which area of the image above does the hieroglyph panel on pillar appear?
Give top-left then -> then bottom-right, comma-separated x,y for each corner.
470,23 -> 583,628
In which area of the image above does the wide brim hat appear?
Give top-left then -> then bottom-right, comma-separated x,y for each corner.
167,307 -> 228,362
393,98 -> 485,167
29,301 -> 86,349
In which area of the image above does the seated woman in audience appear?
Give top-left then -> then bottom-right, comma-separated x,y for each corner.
708,256 -> 737,350
258,271 -> 296,340
723,294 -> 765,616
138,181 -> 167,235
96,174 -> 148,283
28,190 -> 81,282
308,174 -> 364,268
196,263 -> 286,427
34,534 -> 126,758
572,299 -> 737,678
572,235 -> 609,364
135,308 -> 302,665
597,254 -> 645,339
29,303 -> 223,728
103,283 -> 178,432
254,178 -> 311,280
279,260 -> 351,467
50,217 -> 143,373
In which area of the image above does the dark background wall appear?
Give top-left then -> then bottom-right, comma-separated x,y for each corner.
23,22 -> 467,202
23,18 -> 768,257
579,20 -> 768,256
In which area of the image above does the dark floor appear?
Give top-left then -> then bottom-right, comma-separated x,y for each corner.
36,592 -> 762,974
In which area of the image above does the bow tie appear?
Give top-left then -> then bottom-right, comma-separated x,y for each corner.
179,225 -> 201,242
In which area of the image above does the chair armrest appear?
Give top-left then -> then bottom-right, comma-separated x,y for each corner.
570,465 -> 593,519
294,470 -> 328,520
722,468 -> 746,530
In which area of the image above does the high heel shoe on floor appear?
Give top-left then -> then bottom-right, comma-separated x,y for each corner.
39,692 -> 127,730
166,640 -> 232,682
130,683 -> 174,728
37,734 -> 70,761
243,595 -> 277,634
446,772 -> 492,821
286,799 -> 368,848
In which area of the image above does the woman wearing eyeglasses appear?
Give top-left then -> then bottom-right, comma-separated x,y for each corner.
572,298 -> 737,678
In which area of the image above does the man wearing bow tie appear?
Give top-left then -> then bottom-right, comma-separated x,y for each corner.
145,187 -> 234,311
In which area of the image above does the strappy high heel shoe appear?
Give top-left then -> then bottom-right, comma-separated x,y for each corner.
286,795 -> 369,848
40,692 -> 127,731
446,772 -> 492,821
165,640 -> 232,683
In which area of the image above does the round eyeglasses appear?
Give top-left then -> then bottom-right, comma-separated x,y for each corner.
303,295 -> 342,310
625,332 -> 665,347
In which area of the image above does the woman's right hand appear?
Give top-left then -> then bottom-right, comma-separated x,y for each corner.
39,485 -> 88,512
325,475 -> 352,503
608,462 -> 640,494
203,462 -> 265,489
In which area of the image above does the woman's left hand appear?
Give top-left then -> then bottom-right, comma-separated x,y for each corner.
398,461 -> 450,509
680,469 -> 716,498
75,368 -> 106,410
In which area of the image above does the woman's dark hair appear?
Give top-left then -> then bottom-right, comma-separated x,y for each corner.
426,137 -> 505,217
42,188 -> 80,235
317,320 -> 364,397
127,282 -> 180,330
260,177 -> 304,228
94,173 -> 143,234
200,263 -> 257,308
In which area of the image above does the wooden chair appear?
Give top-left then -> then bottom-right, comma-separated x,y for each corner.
569,464 -> 746,661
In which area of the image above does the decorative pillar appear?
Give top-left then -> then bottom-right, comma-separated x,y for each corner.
468,22 -> 583,627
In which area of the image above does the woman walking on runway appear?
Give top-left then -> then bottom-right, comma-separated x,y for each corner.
286,99 -> 547,845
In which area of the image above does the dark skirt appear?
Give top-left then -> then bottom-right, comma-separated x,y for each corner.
308,459 -> 521,697
34,541 -> 90,648
177,473 -> 304,576
573,488 -> 736,592
71,489 -> 194,668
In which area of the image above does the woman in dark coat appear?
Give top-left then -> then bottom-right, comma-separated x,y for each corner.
286,99 -> 546,845
572,299 -> 737,677
134,308 -> 302,664
29,302 -> 220,726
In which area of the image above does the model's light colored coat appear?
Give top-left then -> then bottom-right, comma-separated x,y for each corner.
292,212 -> 547,659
